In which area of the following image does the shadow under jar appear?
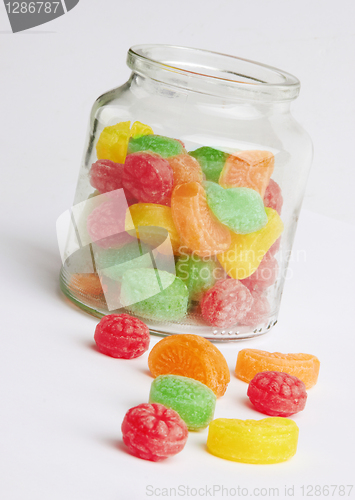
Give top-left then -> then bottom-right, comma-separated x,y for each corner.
59,44 -> 313,341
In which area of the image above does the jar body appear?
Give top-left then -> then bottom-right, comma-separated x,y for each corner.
60,55 -> 312,340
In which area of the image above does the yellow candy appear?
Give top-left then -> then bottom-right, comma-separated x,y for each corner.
130,121 -> 154,139
126,203 -> 182,255
217,207 -> 283,279
96,121 -> 131,164
207,417 -> 299,464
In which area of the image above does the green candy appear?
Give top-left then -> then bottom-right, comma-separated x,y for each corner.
120,268 -> 189,321
175,255 -> 222,301
204,181 -> 268,234
128,134 -> 185,158
149,375 -> 216,431
94,241 -> 152,281
189,146 -> 229,183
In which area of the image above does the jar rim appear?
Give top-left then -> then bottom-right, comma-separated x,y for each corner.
127,44 -> 300,102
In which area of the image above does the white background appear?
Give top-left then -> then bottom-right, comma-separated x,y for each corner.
1,1 -> 355,499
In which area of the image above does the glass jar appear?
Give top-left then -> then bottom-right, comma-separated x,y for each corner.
59,44 -> 313,341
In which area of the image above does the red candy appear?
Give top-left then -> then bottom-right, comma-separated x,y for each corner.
200,279 -> 253,328
87,199 -> 134,248
94,314 -> 150,359
122,152 -> 174,204
247,371 -> 307,417
89,159 -> 136,203
239,292 -> 270,327
240,253 -> 278,293
121,403 -> 188,461
264,179 -> 283,215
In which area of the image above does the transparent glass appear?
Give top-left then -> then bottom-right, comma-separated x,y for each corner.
59,44 -> 313,341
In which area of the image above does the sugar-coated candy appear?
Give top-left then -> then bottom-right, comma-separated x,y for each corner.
200,278 -> 253,328
175,254 -> 224,301
171,182 -> 231,257
204,182 -> 268,234
89,159 -> 136,203
219,150 -> 274,198
68,273 -> 104,298
167,154 -> 204,188
247,371 -> 307,417
121,403 -> 188,461
264,178 -> 283,215
238,292 -> 270,327
126,203 -> 181,255
120,268 -> 189,321
267,237 -> 281,257
130,121 -> 154,139
94,314 -> 150,359
122,152 -> 173,204
149,375 -> 216,431
217,207 -> 284,279
94,241 -> 152,281
148,334 -> 230,397
190,147 -> 229,183
128,134 -> 185,158
240,252 -> 278,292
236,349 -> 320,389
207,417 -> 299,464
96,121 -> 131,164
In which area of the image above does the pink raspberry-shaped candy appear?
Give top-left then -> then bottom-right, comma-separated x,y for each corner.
122,152 -> 174,204
240,253 -> 278,293
200,279 -> 253,328
266,237 -> 281,257
94,314 -> 150,359
247,371 -> 307,417
264,179 -> 283,215
121,403 -> 188,461
89,159 -> 136,203
239,292 -> 270,327
87,199 -> 133,248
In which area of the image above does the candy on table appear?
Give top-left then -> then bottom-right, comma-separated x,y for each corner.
130,121 -> 154,139
264,178 -> 283,215
126,203 -> 182,255
238,292 -> 270,327
94,240 -> 152,281
207,417 -> 299,464
94,313 -> 150,359
148,334 -> 230,397
247,371 -> 307,417
219,150 -> 274,198
189,146 -> 229,183
68,273 -> 104,298
235,349 -> 320,389
217,207 -> 284,279
167,154 -> 204,188
96,121 -> 131,164
200,278 -> 253,328
122,152 -> 174,204
121,403 -> 188,461
175,254 -> 224,302
120,268 -> 189,321
204,181 -> 268,234
149,375 -> 217,431
128,134 -> 186,158
171,182 -> 231,257
240,252 -> 278,292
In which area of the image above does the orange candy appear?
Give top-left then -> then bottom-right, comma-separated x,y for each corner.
235,349 -> 320,389
68,273 -> 104,298
171,182 -> 231,257
148,334 -> 230,397
219,150 -> 274,198
167,154 -> 204,188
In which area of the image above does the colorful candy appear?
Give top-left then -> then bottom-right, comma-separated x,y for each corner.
175,254 -> 224,301
200,278 -> 253,328
207,417 -> 299,464
235,349 -> 320,389
128,134 -> 185,158
121,403 -> 188,461
68,273 -> 104,298
149,375 -> 216,431
247,371 -> 307,417
122,152 -> 173,204
130,121 -> 154,139
204,182 -> 268,234
264,178 -> 283,215
96,121 -> 131,164
148,334 -> 230,397
190,147 -> 229,183
239,292 -> 270,327
219,150 -> 274,198
120,268 -> 189,321
217,207 -> 284,279
94,314 -> 150,359
167,154 -> 204,188
240,252 -> 278,292
171,182 -> 231,257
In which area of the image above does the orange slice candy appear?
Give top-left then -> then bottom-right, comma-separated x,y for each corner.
235,349 -> 320,389
167,154 -> 204,188
171,182 -> 231,257
148,334 -> 230,397
219,150 -> 274,198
